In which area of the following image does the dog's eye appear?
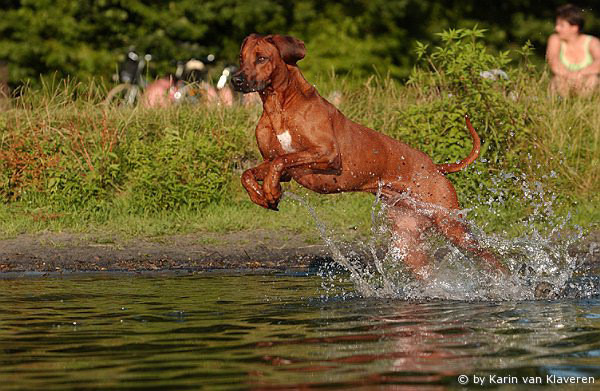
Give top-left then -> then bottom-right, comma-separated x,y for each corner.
256,56 -> 269,64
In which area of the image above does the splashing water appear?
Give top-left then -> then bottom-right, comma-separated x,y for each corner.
282,174 -> 597,301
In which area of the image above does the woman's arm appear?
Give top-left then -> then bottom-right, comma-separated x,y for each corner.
578,36 -> 600,76
546,34 -> 571,77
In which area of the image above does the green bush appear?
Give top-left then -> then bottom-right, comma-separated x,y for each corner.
0,92 -> 249,216
124,124 -> 237,213
391,28 -> 537,205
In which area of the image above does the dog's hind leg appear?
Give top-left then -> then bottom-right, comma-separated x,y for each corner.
433,212 -> 508,274
394,174 -> 508,275
387,207 -> 433,279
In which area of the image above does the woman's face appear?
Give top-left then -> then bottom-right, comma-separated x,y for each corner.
555,18 -> 580,39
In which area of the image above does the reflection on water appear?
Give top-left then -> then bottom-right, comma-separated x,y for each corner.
0,274 -> 599,389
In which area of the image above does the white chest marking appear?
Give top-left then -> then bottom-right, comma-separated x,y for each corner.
277,130 -> 295,153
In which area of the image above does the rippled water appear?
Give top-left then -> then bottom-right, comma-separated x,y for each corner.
1,273 -> 599,389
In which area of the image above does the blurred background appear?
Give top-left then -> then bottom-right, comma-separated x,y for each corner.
0,0 -> 598,89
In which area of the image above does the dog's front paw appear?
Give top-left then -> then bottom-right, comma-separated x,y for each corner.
248,184 -> 279,211
250,193 -> 272,210
263,179 -> 282,208
265,194 -> 281,211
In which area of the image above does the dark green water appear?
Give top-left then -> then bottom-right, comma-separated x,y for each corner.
1,273 -> 599,390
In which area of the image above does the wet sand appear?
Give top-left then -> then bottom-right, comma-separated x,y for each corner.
1,230 -> 598,275
0,230 -> 333,274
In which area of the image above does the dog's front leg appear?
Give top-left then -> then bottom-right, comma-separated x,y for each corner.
241,161 -> 277,210
263,148 -> 339,207
242,161 -> 292,211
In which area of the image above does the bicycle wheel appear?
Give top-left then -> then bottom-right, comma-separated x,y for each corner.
103,84 -> 139,106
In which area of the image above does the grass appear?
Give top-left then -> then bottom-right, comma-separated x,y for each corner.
0,183 -> 374,242
0,73 -> 599,242
532,93 -> 600,195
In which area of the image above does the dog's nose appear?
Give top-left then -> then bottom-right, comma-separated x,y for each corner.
231,73 -> 245,90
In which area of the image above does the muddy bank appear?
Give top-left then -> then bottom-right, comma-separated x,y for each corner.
0,230 -> 599,275
0,230 -> 334,274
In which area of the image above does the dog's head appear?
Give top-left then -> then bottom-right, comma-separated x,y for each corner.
231,34 -> 306,93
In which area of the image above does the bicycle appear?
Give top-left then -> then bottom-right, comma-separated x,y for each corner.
104,50 -> 152,106
175,63 -> 238,107
105,52 -> 239,108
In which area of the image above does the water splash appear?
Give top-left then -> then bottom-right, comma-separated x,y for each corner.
283,191 -> 379,296
282,174 -> 597,301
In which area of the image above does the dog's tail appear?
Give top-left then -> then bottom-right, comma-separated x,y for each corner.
436,115 -> 481,174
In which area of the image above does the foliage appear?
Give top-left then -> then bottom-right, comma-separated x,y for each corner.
530,92 -> 600,197
388,28 -> 538,205
0,90 -> 249,216
1,0 -> 600,88
124,122 -> 237,213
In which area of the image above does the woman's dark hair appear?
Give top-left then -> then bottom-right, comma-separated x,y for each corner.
556,4 -> 585,32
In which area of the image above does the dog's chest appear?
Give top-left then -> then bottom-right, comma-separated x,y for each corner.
275,130 -> 295,153
262,105 -> 296,153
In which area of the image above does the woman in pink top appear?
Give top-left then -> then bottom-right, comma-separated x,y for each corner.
546,4 -> 600,96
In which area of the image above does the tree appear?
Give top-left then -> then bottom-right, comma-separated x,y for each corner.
0,0 -> 598,87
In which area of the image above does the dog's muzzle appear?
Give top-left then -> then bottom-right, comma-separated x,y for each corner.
231,72 -> 247,92
231,71 -> 267,93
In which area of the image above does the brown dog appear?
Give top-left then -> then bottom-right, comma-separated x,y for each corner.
231,34 -> 506,278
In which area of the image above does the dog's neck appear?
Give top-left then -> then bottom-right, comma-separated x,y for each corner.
260,66 -> 314,109
259,66 -> 315,132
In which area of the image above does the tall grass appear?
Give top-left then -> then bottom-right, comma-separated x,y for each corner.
532,92 -> 600,196
0,70 -> 598,239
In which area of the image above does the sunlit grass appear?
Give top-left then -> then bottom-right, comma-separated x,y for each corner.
0,188 -> 374,242
0,75 -> 599,241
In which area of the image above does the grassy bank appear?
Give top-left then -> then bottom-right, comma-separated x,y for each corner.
0,75 -> 598,242
1,31 -> 599,241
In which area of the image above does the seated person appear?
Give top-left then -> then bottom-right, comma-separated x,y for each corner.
546,4 -> 600,96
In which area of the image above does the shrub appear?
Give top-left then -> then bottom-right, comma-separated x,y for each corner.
0,86 -> 248,217
124,124 -> 237,213
390,27 -> 537,206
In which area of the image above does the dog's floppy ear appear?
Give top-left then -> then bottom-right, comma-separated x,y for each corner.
266,35 -> 306,65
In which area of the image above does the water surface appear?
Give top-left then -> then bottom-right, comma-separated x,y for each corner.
1,273 -> 599,389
